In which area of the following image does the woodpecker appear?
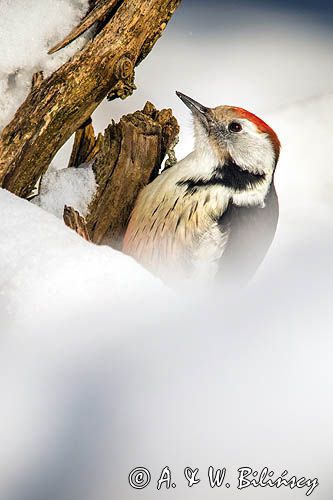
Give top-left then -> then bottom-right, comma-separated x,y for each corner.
123,91 -> 280,287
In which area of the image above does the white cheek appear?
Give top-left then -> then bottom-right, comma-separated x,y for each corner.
227,122 -> 275,175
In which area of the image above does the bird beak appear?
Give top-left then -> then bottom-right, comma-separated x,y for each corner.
176,91 -> 211,129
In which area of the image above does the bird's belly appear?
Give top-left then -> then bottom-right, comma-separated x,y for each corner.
189,222 -> 228,281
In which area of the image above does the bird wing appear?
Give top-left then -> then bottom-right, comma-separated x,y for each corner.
216,183 -> 279,288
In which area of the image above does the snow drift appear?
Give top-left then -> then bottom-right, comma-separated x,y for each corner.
0,188 -> 168,332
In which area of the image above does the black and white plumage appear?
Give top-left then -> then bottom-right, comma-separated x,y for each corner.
123,92 -> 280,287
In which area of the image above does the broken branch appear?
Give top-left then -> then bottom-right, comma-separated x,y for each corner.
0,0 -> 181,198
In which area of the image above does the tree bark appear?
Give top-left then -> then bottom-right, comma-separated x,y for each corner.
0,0 -> 181,198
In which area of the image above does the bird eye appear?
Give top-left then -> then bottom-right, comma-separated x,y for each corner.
228,122 -> 242,133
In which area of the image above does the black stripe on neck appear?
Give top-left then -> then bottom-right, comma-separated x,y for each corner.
177,159 -> 266,195
219,159 -> 266,190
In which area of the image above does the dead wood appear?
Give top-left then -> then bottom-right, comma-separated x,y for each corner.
68,102 -> 179,247
67,118 -> 102,169
0,0 -> 181,198
63,205 -> 91,241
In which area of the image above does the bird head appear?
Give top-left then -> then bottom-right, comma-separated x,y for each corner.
176,91 -> 280,176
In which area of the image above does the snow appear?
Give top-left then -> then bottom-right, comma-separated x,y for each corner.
0,188 -> 174,499
32,163 -> 97,218
267,93 -> 333,250
0,188 -> 169,331
0,0 -> 90,130
0,216 -> 332,500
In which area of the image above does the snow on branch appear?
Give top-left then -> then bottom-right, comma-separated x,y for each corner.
0,0 -> 182,199
48,0 -> 120,55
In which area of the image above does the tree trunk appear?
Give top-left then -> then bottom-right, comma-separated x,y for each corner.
88,102 -> 179,247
